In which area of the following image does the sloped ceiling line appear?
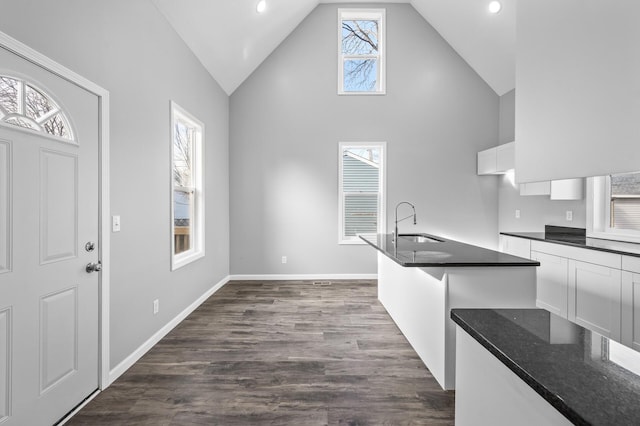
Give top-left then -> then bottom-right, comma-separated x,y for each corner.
152,0 -> 515,96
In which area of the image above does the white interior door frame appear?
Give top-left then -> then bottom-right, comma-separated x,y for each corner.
0,31 -> 112,389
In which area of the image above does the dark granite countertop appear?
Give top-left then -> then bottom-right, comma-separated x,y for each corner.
360,233 -> 540,267
451,308 -> 640,426
501,225 -> 640,258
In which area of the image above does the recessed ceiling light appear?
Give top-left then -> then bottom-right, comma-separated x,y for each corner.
256,0 -> 266,14
488,1 -> 502,14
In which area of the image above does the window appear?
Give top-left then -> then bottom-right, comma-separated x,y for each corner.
171,101 -> 204,270
0,75 -> 74,141
587,172 -> 640,243
609,172 -> 640,231
338,142 -> 386,244
338,9 -> 386,95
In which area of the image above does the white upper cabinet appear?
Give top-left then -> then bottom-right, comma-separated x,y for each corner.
519,181 -> 551,196
519,178 -> 583,200
477,148 -> 497,175
516,0 -> 640,183
550,178 -> 584,200
477,142 -> 514,175
496,143 -> 515,172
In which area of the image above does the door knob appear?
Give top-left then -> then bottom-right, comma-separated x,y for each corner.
86,261 -> 102,273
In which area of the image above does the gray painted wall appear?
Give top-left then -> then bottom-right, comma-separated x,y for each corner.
498,90 -> 586,232
0,1 -> 230,369
230,3 -> 500,275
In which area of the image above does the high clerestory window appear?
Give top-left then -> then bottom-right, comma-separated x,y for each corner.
171,101 -> 204,270
0,75 -> 74,141
338,9 -> 386,95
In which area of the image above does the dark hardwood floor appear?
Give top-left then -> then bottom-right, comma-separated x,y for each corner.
68,280 -> 455,425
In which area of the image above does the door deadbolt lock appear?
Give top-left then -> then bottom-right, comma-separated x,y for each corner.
85,241 -> 96,252
86,261 -> 102,273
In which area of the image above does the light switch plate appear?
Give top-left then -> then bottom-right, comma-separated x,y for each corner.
515,209 -> 521,219
566,211 -> 573,221
112,215 -> 121,232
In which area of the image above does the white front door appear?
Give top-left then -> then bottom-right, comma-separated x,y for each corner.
0,45 -> 100,425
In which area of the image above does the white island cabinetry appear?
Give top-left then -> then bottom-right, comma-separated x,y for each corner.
377,252 -> 536,390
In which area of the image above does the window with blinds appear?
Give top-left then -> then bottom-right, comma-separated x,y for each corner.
338,142 -> 386,244
610,171 -> 640,231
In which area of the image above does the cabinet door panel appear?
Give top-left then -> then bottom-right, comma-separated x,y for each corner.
531,251 -> 568,318
621,272 -> 640,351
519,181 -> 551,196
569,260 -> 621,340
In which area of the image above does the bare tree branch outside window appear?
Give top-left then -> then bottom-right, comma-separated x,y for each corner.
342,19 -> 379,91
173,119 -> 194,246
0,76 -> 19,114
0,76 -> 73,139
173,121 -> 193,188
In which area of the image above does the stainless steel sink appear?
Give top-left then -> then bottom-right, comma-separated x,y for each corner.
398,234 -> 443,243
414,251 -> 451,258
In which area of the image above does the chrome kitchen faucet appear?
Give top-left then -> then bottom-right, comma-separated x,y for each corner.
393,201 -> 417,243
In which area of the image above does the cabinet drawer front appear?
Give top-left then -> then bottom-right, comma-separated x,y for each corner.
622,255 -> 640,274
621,272 -> 640,351
531,241 -> 621,269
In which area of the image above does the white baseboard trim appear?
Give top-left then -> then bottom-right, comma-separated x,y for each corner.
229,274 -> 378,281
106,274 -> 231,385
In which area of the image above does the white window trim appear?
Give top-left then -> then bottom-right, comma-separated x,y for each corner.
170,101 -> 205,270
338,141 -> 387,245
337,8 -> 386,95
586,176 -> 640,243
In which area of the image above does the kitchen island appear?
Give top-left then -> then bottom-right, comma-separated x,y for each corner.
361,233 -> 539,390
452,308 -> 640,425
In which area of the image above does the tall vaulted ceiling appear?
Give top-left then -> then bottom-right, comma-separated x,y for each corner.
152,0 -> 515,96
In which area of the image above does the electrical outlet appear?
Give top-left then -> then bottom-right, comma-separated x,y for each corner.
515,209 -> 521,219
153,299 -> 159,315
566,210 -> 573,221
112,215 -> 121,232
282,256 -> 287,264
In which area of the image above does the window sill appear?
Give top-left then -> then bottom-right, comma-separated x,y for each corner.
171,250 -> 205,271
587,230 -> 640,245
339,239 -> 368,245
338,91 -> 386,96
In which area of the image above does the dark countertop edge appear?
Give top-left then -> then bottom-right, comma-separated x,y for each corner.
361,235 -> 540,268
500,231 -> 640,259
450,309 -> 587,426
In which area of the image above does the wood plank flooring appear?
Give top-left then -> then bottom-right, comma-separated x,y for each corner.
68,280 -> 455,425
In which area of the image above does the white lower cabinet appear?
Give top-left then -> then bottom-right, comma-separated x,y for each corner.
500,235 -> 531,259
569,260 -> 621,341
530,240 -> 623,342
531,251 -> 568,318
621,271 -> 640,351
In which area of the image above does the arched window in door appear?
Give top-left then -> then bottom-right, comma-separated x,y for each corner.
0,75 -> 74,141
